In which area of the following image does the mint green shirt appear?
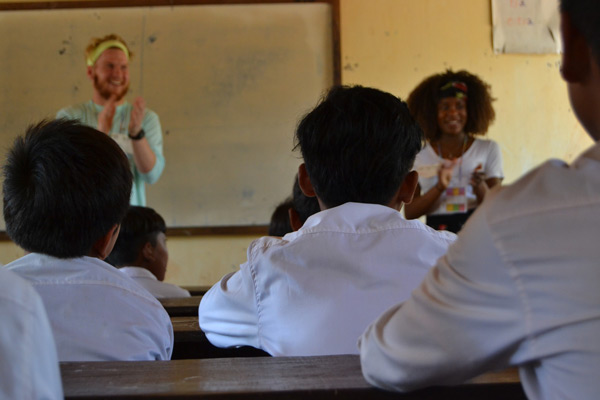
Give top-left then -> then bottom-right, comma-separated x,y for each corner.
57,100 -> 165,206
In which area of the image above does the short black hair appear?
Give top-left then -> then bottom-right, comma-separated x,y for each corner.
292,176 -> 320,224
268,198 -> 293,237
561,0 -> 600,64
294,85 -> 423,208
106,206 -> 166,267
2,119 -> 132,258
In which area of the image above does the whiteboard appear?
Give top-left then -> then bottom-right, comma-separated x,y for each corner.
0,2 -> 335,229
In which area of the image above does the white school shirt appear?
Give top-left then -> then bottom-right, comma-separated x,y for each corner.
7,253 -> 173,361
413,138 -> 503,215
199,202 -> 456,356
359,142 -> 600,400
119,267 -> 191,299
0,268 -> 63,400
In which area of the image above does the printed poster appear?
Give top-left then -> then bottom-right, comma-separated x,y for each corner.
492,0 -> 561,54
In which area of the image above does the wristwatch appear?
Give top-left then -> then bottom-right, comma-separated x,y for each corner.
128,129 -> 145,141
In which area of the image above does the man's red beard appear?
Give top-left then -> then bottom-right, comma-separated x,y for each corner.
93,74 -> 129,102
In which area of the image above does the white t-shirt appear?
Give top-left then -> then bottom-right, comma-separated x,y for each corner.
120,267 -> 191,299
413,138 -> 503,215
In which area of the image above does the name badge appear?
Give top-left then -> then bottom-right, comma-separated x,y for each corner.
444,186 -> 468,214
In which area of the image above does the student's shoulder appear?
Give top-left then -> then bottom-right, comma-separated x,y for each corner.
401,218 -> 457,245
480,151 -> 600,226
0,268 -> 41,313
246,235 -> 289,259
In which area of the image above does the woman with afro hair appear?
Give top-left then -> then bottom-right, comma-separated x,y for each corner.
405,70 -> 503,233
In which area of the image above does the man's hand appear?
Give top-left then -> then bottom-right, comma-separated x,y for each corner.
128,96 -> 146,136
97,95 -> 117,134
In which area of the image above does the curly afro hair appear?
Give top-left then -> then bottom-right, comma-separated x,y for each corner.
407,70 -> 495,141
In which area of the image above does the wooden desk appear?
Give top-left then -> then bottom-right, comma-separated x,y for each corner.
171,316 -> 269,359
160,296 -> 202,317
181,285 -> 211,296
172,316 -> 204,342
61,355 -> 525,399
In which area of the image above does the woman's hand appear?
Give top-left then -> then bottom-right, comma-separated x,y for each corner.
471,164 -> 489,203
437,159 -> 457,191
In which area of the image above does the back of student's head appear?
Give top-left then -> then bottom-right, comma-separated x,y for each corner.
561,0 -> 600,64
106,206 -> 167,267
294,85 -> 423,208
2,119 -> 132,258
292,177 -> 320,224
268,198 -> 293,237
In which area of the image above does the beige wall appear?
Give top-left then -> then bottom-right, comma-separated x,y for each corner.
1,0 -> 593,286
341,0 -> 591,182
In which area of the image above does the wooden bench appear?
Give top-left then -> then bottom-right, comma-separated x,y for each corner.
171,316 -> 269,359
160,296 -> 202,317
60,354 -> 525,399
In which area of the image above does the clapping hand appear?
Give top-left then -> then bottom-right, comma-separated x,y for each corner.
128,97 -> 146,137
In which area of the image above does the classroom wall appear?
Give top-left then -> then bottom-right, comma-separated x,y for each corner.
0,0 -> 593,286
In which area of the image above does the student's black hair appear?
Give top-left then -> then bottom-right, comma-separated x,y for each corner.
407,70 -> 495,142
2,119 -> 132,258
294,85 -> 423,208
105,206 -> 167,267
268,198 -> 293,237
292,177 -> 320,224
561,0 -> 600,64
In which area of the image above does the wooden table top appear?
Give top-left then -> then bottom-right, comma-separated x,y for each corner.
61,355 -> 524,399
160,296 -> 202,317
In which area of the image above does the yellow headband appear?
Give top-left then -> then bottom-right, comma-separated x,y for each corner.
86,40 -> 129,67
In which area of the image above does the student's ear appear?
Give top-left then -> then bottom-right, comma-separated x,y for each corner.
298,163 -> 316,197
288,207 -> 303,231
560,11 -> 591,83
141,241 -> 156,262
390,170 -> 419,209
90,224 -> 120,260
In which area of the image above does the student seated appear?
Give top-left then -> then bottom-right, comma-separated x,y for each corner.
0,268 -> 63,399
106,206 -> 191,299
268,197 -> 294,237
268,176 -> 321,236
199,85 -> 456,356
289,176 -> 321,231
4,119 -> 173,361
358,1 -> 600,398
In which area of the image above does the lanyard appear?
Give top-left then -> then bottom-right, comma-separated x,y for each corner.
437,136 -> 468,181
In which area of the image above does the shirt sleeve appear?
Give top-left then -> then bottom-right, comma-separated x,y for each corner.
484,140 -> 504,179
198,261 -> 261,349
139,110 -> 165,184
358,199 -> 528,392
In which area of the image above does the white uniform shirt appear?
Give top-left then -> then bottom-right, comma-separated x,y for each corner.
119,267 -> 191,299
0,268 -> 63,400
359,142 -> 600,400
414,139 -> 503,214
7,254 -> 173,361
199,202 -> 456,356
